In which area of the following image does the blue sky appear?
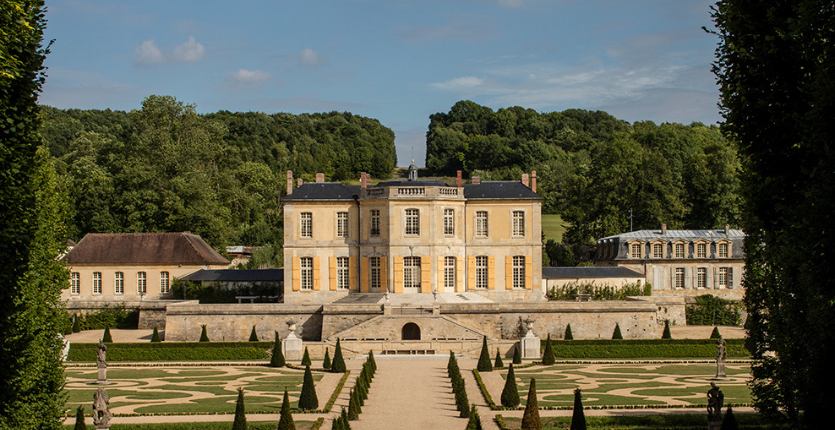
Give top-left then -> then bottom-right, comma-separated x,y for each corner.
41,0 -> 722,167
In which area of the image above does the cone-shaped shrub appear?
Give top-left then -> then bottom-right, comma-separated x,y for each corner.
521,378 -> 542,430
612,323 -> 623,340
277,390 -> 295,430
662,320 -> 672,339
721,406 -> 738,430
347,388 -> 361,419
331,415 -> 343,430
711,326 -> 722,339
456,385 -> 470,418
466,404 -> 482,430
232,387 -> 247,430
448,351 -> 458,376
570,388 -> 586,430
501,364 -> 520,407
495,348 -> 504,368
340,407 -> 352,430
477,336 -> 493,372
102,326 -> 112,343
151,326 -> 161,342
542,334 -> 555,365
199,324 -> 210,342
249,325 -> 259,342
564,324 -> 574,340
512,344 -> 522,364
331,339 -> 346,373
298,365 -> 318,410
270,332 -> 285,367
301,347 -> 311,366
72,316 -> 81,333
322,348 -> 331,370
74,405 -> 86,430
368,350 -> 376,372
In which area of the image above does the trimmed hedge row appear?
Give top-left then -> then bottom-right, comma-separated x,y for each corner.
67,342 -> 274,362
539,338 -> 749,359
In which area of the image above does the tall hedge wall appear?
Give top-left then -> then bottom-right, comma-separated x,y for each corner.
538,338 -> 749,359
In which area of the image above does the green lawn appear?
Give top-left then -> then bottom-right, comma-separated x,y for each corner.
500,414 -> 787,430
541,214 -> 565,242
63,421 -> 319,430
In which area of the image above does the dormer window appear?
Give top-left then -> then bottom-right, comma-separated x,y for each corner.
674,243 -> 685,258
719,242 -> 729,258
696,243 -> 707,258
631,243 -> 642,259
652,243 -> 664,258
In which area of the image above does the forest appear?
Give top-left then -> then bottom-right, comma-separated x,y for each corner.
41,95 -> 397,265
425,100 -> 741,249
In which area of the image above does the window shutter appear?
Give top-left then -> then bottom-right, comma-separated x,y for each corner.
380,257 -> 388,293
728,268 -> 734,289
670,268 -> 675,289
505,256 -> 513,290
525,256 -> 532,290
312,257 -> 321,291
684,267 -> 691,289
421,258 -> 431,293
468,256 -> 476,290
292,257 -> 301,292
437,256 -> 445,293
349,256 -> 356,291
361,257 -> 369,293
457,257 -> 464,293
393,256 -> 403,294
713,267 -> 719,289
488,256 -> 496,290
329,256 -> 337,291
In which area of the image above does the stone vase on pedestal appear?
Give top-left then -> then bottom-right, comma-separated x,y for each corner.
281,319 -> 304,361
520,319 -> 540,359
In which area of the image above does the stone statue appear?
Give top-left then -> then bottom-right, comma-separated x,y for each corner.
707,382 -> 724,422
96,340 -> 107,368
93,387 -> 112,429
714,338 -> 727,379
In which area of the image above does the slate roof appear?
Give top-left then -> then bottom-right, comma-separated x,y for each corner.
182,269 -> 284,282
282,182 -> 360,201
463,181 -> 543,200
542,266 -> 644,279
598,229 -> 744,242
65,232 -> 229,265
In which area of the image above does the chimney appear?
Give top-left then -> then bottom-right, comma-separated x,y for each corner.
361,172 -> 368,189
286,171 -> 293,195
456,170 -> 462,188
472,176 -> 480,184
297,178 -> 303,187
531,171 -> 537,193
725,224 -> 730,234
522,173 -> 529,187
661,224 -> 667,235
315,173 -> 325,183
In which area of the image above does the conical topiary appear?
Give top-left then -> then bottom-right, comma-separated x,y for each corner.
340,407 -> 352,430
301,347 -> 311,366
298,365 -> 318,410
102,326 -> 112,343
721,406 -> 738,430
368,350 -> 376,372
521,378 -> 542,430
72,315 -> 81,333
570,388 -> 586,430
331,339 -> 346,373
612,323 -> 623,340
512,343 -> 522,364
323,348 -> 331,370
270,332 -> 285,367
232,387 -> 247,430
477,336 -> 492,372
495,348 -> 504,368
564,324 -> 574,340
249,325 -> 259,342
199,324 -> 210,342
711,326 -> 722,339
455,382 -> 470,418
347,388 -> 361,419
277,389 -> 295,430
466,404 -> 482,430
501,363 -> 520,407
74,405 -> 86,430
151,326 -> 161,342
542,334 -> 555,365
662,320 -> 672,339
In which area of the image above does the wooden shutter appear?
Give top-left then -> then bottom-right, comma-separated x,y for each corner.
505,256 -> 513,290
456,257 -> 464,292
312,257 -> 321,291
349,256 -> 356,291
488,256 -> 496,290
728,268 -> 734,289
361,257 -> 369,293
670,268 -> 675,289
468,256 -> 475,291
393,256 -> 403,294
421,258 -> 431,293
684,267 -> 691,289
525,256 -> 532,290
329,256 -> 337,291
292,257 -> 300,291
713,267 -> 719,289
437,256 -> 445,293
380,257 -> 388,293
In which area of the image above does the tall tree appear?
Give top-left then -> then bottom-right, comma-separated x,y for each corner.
0,1 -> 69,428
710,1 -> 835,427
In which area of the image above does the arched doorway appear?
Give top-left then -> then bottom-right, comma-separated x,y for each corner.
402,322 -> 420,340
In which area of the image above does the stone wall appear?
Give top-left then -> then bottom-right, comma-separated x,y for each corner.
164,303 -> 325,341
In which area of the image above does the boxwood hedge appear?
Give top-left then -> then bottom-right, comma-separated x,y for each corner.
538,338 -> 749,359
67,342 -> 274,362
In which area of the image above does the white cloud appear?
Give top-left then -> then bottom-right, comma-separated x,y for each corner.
172,36 -> 205,63
298,49 -> 327,67
430,76 -> 485,90
134,40 -> 164,65
225,69 -> 275,90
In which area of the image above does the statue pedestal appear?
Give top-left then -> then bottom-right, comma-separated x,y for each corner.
712,362 -> 728,380
708,420 -> 722,430
95,367 -> 111,385
521,334 -> 540,359
282,334 -> 303,361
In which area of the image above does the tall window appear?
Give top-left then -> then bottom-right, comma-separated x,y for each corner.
114,272 -> 124,295
675,268 -> 685,288
370,210 -> 380,236
475,256 -> 488,289
403,257 -> 421,289
300,257 -> 313,290
675,243 -> 685,258
697,243 -> 707,258
444,257 -> 456,290
475,211 -> 488,238
369,257 -> 381,291
92,272 -> 102,294
336,257 -> 349,289
336,212 -> 348,238
653,243 -> 663,258
719,267 -> 733,288
405,209 -> 420,235
444,209 -> 454,235
512,211 -> 525,237
137,272 -> 147,295
631,243 -> 642,258
697,268 -> 707,288
718,243 -> 729,258
71,272 -> 80,294
160,271 -> 170,294
512,256 -> 526,289
300,212 -> 312,238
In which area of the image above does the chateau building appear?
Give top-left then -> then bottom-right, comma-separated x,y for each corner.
282,165 -> 544,303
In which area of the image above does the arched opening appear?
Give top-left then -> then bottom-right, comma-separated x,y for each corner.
402,322 -> 420,340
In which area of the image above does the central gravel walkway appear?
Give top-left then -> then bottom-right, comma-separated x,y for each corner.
350,357 -> 464,430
